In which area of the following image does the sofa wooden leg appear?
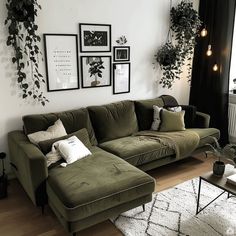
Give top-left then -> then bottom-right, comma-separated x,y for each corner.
142,204 -> 145,212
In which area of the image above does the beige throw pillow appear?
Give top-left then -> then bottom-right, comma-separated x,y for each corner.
28,119 -> 67,145
159,109 -> 186,132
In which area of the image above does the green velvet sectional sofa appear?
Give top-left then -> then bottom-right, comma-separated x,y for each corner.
8,95 -> 220,235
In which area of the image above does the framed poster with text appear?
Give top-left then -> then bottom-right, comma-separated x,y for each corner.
44,34 -> 79,91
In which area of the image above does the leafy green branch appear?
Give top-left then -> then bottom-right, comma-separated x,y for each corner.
205,136 -> 236,165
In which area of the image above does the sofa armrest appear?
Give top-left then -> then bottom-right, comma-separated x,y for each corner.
195,111 -> 210,128
8,131 -> 48,206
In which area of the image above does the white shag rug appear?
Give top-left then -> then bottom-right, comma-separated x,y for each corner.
112,178 -> 236,236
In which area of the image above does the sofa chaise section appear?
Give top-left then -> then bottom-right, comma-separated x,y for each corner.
47,146 -> 155,232
8,105 -> 155,234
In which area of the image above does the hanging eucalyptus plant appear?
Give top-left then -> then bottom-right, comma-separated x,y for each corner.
5,0 -> 48,106
156,0 -> 201,89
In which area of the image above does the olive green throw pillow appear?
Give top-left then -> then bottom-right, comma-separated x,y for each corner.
159,110 -> 186,132
38,128 -> 92,155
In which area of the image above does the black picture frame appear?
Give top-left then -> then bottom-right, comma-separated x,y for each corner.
113,63 -> 131,94
113,46 -> 130,62
44,34 -> 79,92
81,56 -> 112,88
79,23 -> 112,52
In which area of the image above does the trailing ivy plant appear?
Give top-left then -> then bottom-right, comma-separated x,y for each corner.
170,1 -> 201,81
5,0 -> 48,106
156,0 -> 201,89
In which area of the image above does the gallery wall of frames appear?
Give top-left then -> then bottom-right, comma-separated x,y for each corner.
44,23 -> 131,95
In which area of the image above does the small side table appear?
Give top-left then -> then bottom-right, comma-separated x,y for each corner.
196,164 -> 236,215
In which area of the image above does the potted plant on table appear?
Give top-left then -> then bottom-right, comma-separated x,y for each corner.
205,137 -> 236,176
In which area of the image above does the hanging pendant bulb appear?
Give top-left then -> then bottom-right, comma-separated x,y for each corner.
213,63 -> 219,72
206,45 -> 213,56
200,27 -> 208,37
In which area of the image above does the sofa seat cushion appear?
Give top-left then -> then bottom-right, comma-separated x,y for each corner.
187,128 -> 220,148
46,147 -> 155,222
99,136 -> 175,166
99,128 -> 220,166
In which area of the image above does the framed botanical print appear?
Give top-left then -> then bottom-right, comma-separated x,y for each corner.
113,46 -> 130,62
81,56 -> 111,88
79,23 -> 111,52
43,34 -> 79,91
113,63 -> 130,94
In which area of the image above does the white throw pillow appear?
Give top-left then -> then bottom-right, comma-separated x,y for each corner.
151,105 -> 163,131
56,136 -> 91,164
167,106 -> 182,112
28,119 -> 67,145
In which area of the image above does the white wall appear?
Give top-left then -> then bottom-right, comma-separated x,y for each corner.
0,0 -> 199,174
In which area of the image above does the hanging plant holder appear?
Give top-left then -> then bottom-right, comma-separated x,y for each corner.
156,43 -> 179,66
5,0 -> 48,106
155,43 -> 182,89
156,0 -> 202,89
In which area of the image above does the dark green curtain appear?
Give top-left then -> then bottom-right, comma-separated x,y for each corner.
190,0 -> 236,144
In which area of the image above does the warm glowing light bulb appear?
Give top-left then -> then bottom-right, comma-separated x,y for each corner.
213,63 -> 218,71
200,28 -> 208,37
206,45 -> 212,56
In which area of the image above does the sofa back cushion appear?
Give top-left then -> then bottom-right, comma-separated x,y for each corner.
23,108 -> 97,145
88,100 -> 138,143
134,97 -> 164,131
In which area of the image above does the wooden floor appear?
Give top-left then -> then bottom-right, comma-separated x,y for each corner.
0,154 -> 215,236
